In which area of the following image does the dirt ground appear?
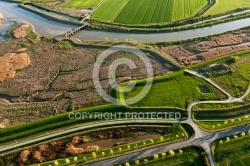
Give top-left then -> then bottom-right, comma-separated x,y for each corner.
0,37 -> 176,127
160,30 -> 250,66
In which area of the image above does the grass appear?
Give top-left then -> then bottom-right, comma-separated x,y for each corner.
0,105 -> 125,143
214,133 -> 250,166
62,0 -> 103,9
119,146 -> 204,166
31,124 -> 188,166
91,0 -> 209,24
118,71 -> 226,109
204,0 -> 250,16
211,52 -> 250,97
196,114 -> 250,131
91,0 -> 128,22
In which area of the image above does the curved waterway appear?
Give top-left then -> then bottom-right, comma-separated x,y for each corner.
0,1 -> 77,41
0,0 -> 250,42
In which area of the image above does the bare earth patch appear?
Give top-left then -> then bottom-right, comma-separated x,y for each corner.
160,30 -> 250,66
12,24 -> 31,39
0,52 -> 30,82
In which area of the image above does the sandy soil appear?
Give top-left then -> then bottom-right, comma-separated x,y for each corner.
76,132 -> 162,150
12,24 -> 31,39
0,52 -> 30,82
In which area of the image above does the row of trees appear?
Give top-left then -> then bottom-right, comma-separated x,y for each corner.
123,149 -> 183,166
219,130 -> 250,144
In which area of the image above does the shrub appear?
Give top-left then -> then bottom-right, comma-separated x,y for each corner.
135,159 -> 140,165
153,154 -> 159,160
125,162 -> 130,166
65,158 -> 70,164
161,152 -> 166,158
109,149 -> 114,155
169,150 -> 175,156
92,152 -> 97,159
54,160 -> 59,166
58,41 -> 72,50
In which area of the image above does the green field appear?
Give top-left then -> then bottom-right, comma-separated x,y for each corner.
204,0 -> 250,16
211,52 -> 250,97
214,133 -> 250,166
62,0 -> 103,8
91,0 -> 128,22
196,115 -> 250,131
119,146 -> 205,166
118,71 -> 226,108
91,0 -> 209,24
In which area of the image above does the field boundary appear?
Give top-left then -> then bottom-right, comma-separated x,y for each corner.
110,0 -> 129,22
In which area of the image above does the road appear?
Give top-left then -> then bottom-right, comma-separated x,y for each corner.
0,70 -> 249,166
90,124 -> 250,166
91,70 -> 250,166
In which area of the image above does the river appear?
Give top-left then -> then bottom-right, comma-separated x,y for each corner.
0,0 -> 250,42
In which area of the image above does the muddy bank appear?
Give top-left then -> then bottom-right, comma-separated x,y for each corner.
76,132 -> 162,150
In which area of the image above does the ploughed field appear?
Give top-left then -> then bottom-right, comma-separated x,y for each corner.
91,0 -> 209,24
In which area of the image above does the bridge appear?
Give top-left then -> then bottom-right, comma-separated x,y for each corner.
65,24 -> 86,38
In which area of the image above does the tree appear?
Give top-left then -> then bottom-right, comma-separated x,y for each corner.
179,149 -> 183,154
65,158 -> 70,164
127,145 -> 131,150
234,135 -> 238,139
143,142 -> 146,146
134,144 -> 138,149
74,157 -> 78,162
226,137 -> 230,142
238,118 -> 242,122
150,139 -> 154,143
144,159 -> 148,164
230,119 -> 235,123
169,150 -> 175,156
110,149 -> 114,155
135,159 -> 140,165
159,137 -> 164,142
125,162 -> 130,166
241,132 -> 246,137
219,140 -> 223,144
54,160 -> 59,166
83,156 -> 87,162
104,37 -> 109,41
176,135 -> 179,138
113,38 -> 118,43
153,154 -> 159,160
224,121 -> 228,124
119,148 -> 122,153
92,152 -> 97,159
248,130 -> 250,135
161,152 -> 166,159
101,152 -> 105,156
